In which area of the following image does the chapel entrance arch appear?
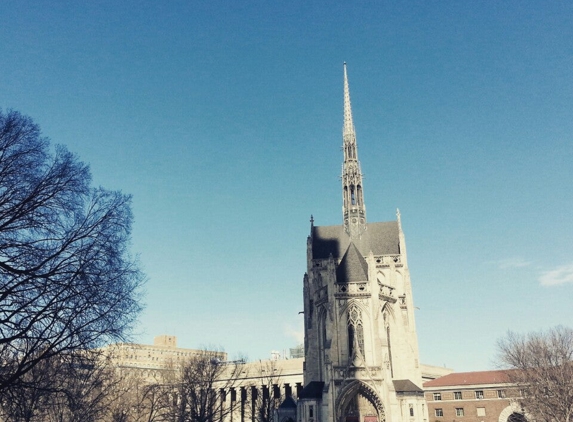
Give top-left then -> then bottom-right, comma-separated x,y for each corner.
336,381 -> 385,422
507,413 -> 526,422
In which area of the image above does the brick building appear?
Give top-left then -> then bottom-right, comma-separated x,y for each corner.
423,370 -> 526,422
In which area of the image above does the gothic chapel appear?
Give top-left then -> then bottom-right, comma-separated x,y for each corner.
299,64 -> 427,422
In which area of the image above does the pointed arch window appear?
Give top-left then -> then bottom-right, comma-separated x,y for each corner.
347,324 -> 354,357
321,313 -> 327,345
386,324 -> 393,378
347,305 -> 364,357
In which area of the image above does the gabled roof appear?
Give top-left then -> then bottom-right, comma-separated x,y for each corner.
423,370 -> 512,388
393,379 -> 423,393
312,221 -> 399,260
278,396 -> 297,408
298,381 -> 325,399
336,242 -> 369,283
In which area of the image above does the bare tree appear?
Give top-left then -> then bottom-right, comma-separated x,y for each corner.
0,109 -> 144,390
0,356 -> 52,422
0,350 -> 119,422
497,325 -> 573,422
110,369 -> 173,422
105,369 -> 153,422
247,360 -> 283,422
135,381 -> 173,422
46,351 -> 120,422
166,350 -> 243,422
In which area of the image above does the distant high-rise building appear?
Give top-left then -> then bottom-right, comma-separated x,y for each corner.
299,64 -> 427,422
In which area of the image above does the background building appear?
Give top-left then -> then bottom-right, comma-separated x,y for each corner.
105,334 -> 226,372
423,370 -> 526,422
104,334 -> 450,422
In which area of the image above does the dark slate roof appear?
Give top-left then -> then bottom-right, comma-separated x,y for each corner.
336,242 -> 369,283
278,396 -> 297,408
393,379 -> 423,393
312,221 -> 399,260
298,381 -> 325,399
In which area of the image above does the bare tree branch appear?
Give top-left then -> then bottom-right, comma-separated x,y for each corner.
0,109 -> 144,391
497,326 -> 573,422
164,349 -> 241,422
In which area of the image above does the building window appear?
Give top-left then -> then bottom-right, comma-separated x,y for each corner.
454,391 -> 462,400
475,390 -> 484,399
498,389 -> 506,398
309,405 -> 314,418
347,305 -> 364,357
435,409 -> 443,417
320,315 -> 327,345
409,404 -> 414,417
307,300 -> 314,328
433,392 -> 442,401
455,408 -> 464,417
477,407 -> 486,417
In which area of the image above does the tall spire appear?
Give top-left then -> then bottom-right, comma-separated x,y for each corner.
343,62 -> 355,140
341,63 -> 367,239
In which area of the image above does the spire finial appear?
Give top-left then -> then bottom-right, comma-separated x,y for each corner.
397,208 -> 403,232
341,63 -> 367,239
397,208 -> 408,261
343,62 -> 354,138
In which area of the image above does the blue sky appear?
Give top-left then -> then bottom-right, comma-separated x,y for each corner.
1,1 -> 572,371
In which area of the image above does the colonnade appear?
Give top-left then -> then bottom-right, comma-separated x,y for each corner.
219,382 -> 302,422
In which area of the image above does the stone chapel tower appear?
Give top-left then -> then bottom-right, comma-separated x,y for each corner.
299,64 -> 427,422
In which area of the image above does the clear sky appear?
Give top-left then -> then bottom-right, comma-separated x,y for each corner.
1,1 -> 572,372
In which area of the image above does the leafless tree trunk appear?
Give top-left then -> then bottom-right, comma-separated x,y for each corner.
0,356 -> 51,421
0,350 -> 121,422
165,350 -> 243,422
246,360 -> 283,422
48,351 -> 121,422
134,381 -> 172,422
497,325 -> 573,422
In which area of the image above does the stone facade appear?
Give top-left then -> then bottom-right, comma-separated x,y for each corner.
104,335 -> 226,372
105,335 -> 447,387
103,335 -> 449,422
300,64 -> 427,422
